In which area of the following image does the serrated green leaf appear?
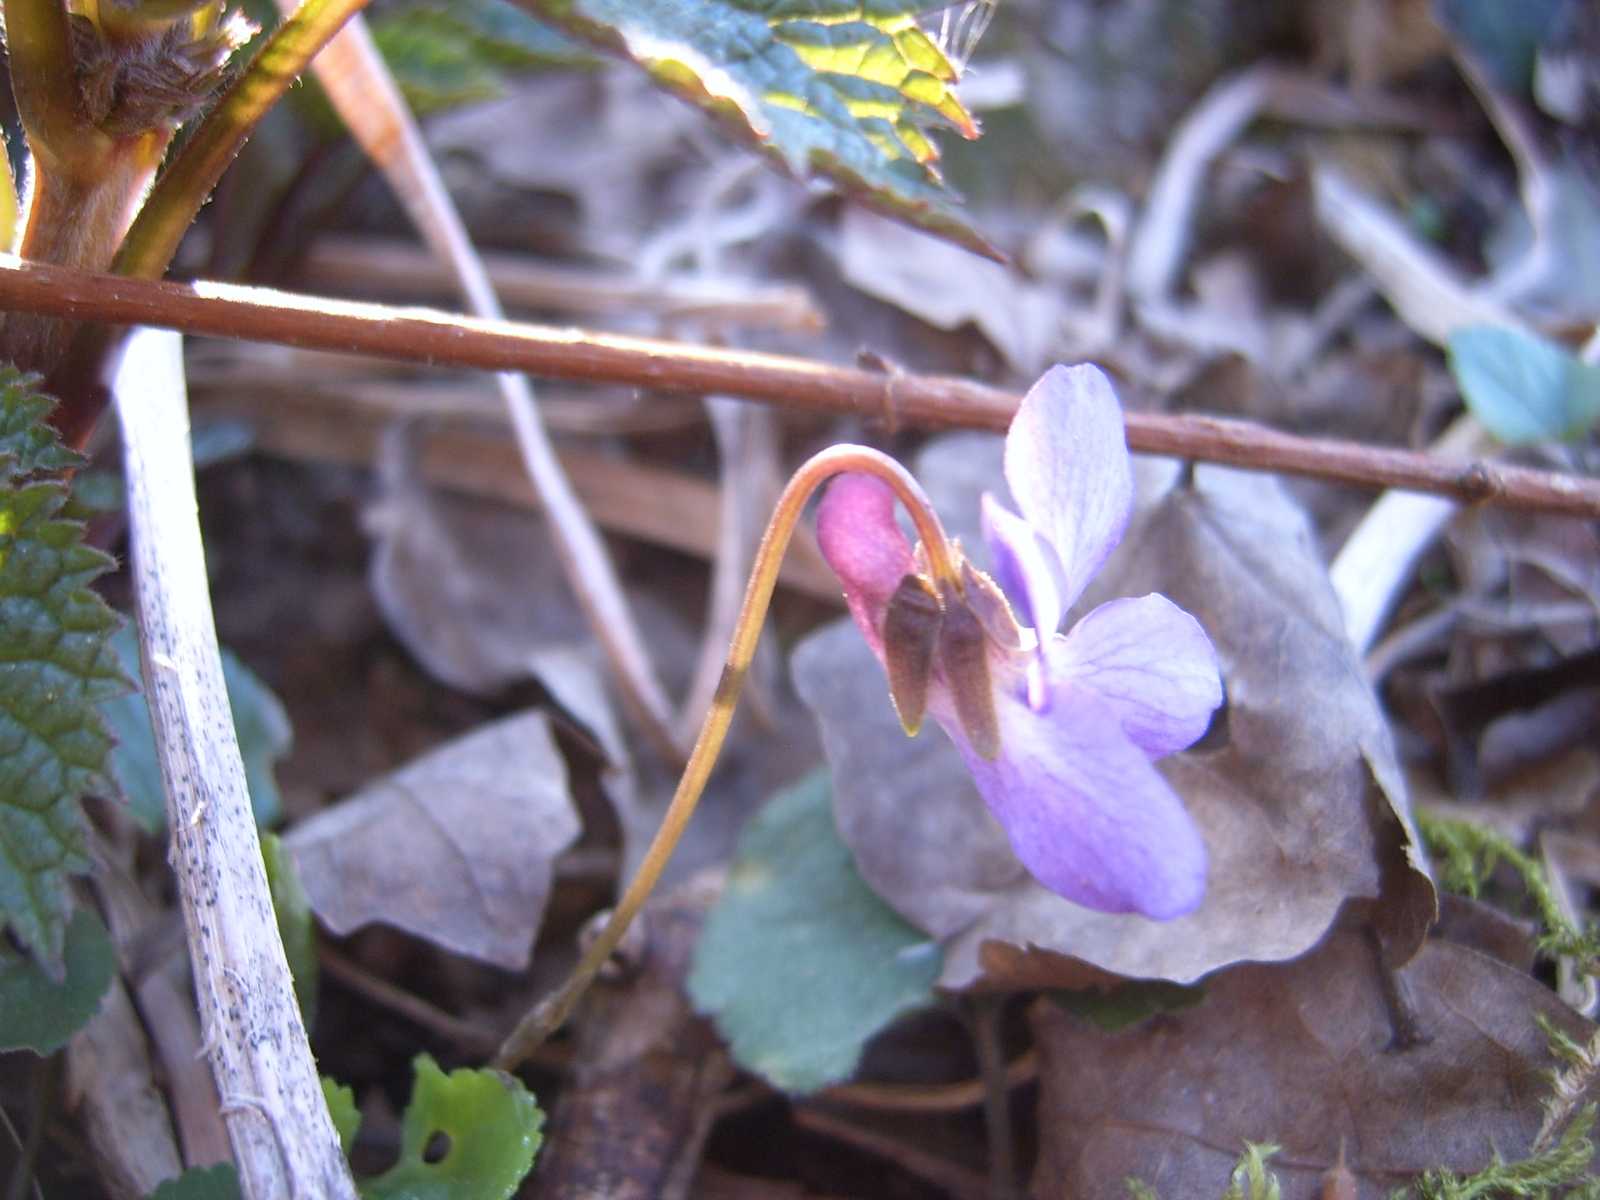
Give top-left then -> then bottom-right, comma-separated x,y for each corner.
359,1055 -> 543,1200
0,367 -> 78,482
1447,325 -> 1600,444
262,831 -> 317,1028
102,623 -> 291,832
322,1076 -> 361,1157
508,0 -> 996,257
145,1164 -> 243,1200
0,376 -> 129,975
687,769 -> 942,1094
0,905 -> 115,1054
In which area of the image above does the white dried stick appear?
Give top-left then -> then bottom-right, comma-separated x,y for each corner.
116,328 -> 357,1200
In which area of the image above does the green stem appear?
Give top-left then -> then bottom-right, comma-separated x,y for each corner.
2,0 -> 108,178
113,0 -> 374,280
493,444 -> 955,1069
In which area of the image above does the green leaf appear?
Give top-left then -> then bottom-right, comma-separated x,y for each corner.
0,905 -> 115,1054
508,0 -> 996,257
1222,1143 -> 1282,1200
1447,326 -> 1600,445
0,370 -> 129,974
1434,0 -> 1564,93
262,831 -> 318,1028
687,769 -> 942,1094
145,1164 -> 243,1200
360,1055 -> 543,1200
1052,980 -> 1205,1033
0,370 -> 78,480
102,622 -> 292,832
322,1076 -> 361,1157
372,0 -> 591,116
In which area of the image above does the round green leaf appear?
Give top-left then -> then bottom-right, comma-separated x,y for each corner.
361,1055 -> 543,1200
1448,325 -> 1600,445
0,906 -> 115,1054
688,770 -> 943,1094
145,1164 -> 243,1200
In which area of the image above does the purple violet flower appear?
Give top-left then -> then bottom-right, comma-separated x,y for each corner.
816,364 -> 1222,919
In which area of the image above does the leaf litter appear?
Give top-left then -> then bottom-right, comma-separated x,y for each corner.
33,0 -> 1600,1196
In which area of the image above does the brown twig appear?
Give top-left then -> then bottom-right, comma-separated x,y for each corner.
822,1050 -> 1039,1113
297,236 -> 825,332
316,945 -> 501,1058
2,256 -> 1597,517
790,1108 -> 990,1200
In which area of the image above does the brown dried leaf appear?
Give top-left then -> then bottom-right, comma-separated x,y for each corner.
1030,931 -> 1596,1198
282,711 -> 579,969
837,209 -> 1066,374
792,467 -> 1432,989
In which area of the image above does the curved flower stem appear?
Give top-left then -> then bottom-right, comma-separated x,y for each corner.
113,0 -> 373,281
493,444 -> 954,1069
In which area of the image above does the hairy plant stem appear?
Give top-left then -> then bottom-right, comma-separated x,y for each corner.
0,0 -> 171,373
2,0 -> 108,179
114,0 -> 373,282
494,445 -> 955,1068
5,257 -> 1599,518
5,135 -> 168,372
42,0 -> 373,442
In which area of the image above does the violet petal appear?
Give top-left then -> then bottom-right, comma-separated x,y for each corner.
816,473 -> 915,657
1052,594 -> 1223,760
1002,365 -> 1132,611
946,679 -> 1208,919
980,492 -> 1065,638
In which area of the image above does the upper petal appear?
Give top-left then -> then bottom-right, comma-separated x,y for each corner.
1052,594 -> 1223,760
1003,364 -> 1133,611
817,472 -> 915,656
981,492 -> 1065,638
947,679 -> 1207,919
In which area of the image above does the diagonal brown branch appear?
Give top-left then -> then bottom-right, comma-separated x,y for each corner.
2,255 -> 1596,518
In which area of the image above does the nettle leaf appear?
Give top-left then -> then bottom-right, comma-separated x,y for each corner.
145,1164 -> 243,1200
322,1076 -> 360,1157
103,622 -> 292,832
508,0 -> 996,257
0,369 -> 129,974
262,832 -> 317,1028
688,770 -> 942,1094
373,0 -> 591,116
0,905 -> 115,1054
1448,325 -> 1600,445
359,1055 -> 543,1200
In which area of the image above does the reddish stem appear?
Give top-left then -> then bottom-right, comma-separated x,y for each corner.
1,257 -> 1596,518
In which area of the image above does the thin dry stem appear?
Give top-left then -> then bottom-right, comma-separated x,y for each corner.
494,445 -> 953,1068
1,257 -> 1595,517
294,13 -> 683,761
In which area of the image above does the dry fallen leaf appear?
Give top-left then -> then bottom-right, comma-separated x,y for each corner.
837,208 -> 1066,375
282,711 -> 579,969
1031,930 -> 1595,1198
793,465 -> 1432,989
